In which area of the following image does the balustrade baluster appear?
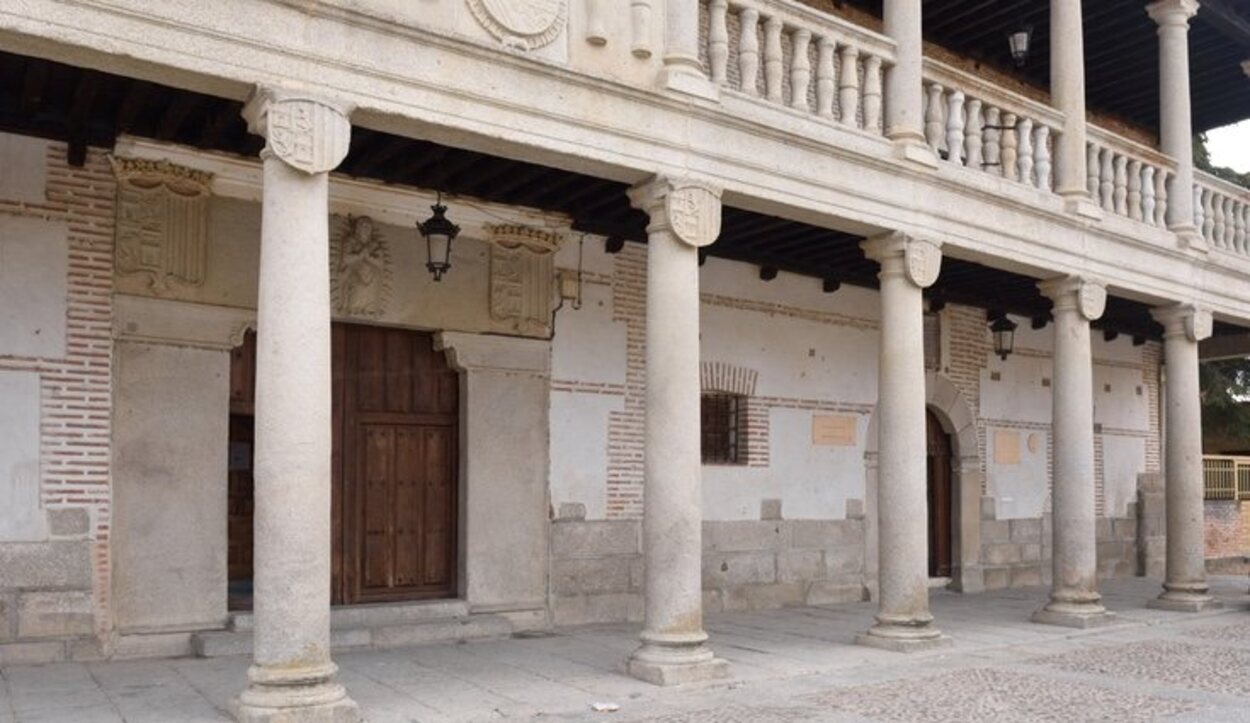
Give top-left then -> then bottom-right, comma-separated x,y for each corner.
1000,113 -> 1018,181
840,45 -> 861,126
1034,125 -> 1052,191
1222,197 -> 1235,247
816,37 -> 836,119
1017,117 -> 1034,183
984,107 -> 1002,171
962,99 -> 983,169
862,56 -> 883,133
791,29 -> 812,111
946,91 -> 966,165
1099,149 -> 1114,211
739,8 -> 760,96
1234,201 -> 1247,252
1193,185 -> 1204,236
1202,188 -> 1215,242
924,83 -> 945,151
763,16 -> 784,103
1142,167 -> 1157,224
1113,155 -> 1128,216
1215,194 -> 1227,248
1127,160 -> 1143,221
1155,170 -> 1169,226
708,0 -> 729,86
630,0 -> 652,58
1087,144 -> 1100,198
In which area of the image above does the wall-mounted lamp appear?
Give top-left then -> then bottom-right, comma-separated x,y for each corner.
1008,24 -> 1032,68
990,315 -> 1018,360
417,192 -> 460,282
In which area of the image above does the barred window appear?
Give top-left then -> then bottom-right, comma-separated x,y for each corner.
701,393 -> 746,465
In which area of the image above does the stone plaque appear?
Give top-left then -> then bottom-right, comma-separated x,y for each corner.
112,157 -> 212,294
994,430 -> 1021,465
812,414 -> 857,446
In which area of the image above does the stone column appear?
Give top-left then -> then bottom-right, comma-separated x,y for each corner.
1051,0 -> 1098,217
1149,304 -> 1220,611
882,0 -> 936,166
856,232 -> 949,651
626,177 -> 729,686
237,88 -> 360,723
1148,0 -> 1203,249
659,0 -> 717,99
1033,277 -> 1115,628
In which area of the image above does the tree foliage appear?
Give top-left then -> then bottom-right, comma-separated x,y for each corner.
1195,133 -> 1250,188
1201,358 -> 1250,446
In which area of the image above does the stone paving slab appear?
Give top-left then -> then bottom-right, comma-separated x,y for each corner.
0,576 -> 1247,722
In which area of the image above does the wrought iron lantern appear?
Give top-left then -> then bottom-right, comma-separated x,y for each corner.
418,193 -> 460,282
1008,24 -> 1032,68
990,315 -> 1018,360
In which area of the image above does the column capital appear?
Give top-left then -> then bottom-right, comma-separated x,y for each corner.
1147,0 -> 1199,26
1151,303 -> 1213,342
861,232 -> 942,289
242,87 -> 354,175
627,176 -> 723,248
1038,276 -> 1106,321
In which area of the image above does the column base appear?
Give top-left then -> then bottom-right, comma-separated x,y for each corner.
890,138 -> 939,170
1031,600 -> 1117,629
1172,225 -> 1208,253
854,615 -> 951,653
1148,585 -> 1222,613
627,638 -> 730,686
235,669 -> 360,723
1063,195 -> 1104,221
657,67 -> 719,102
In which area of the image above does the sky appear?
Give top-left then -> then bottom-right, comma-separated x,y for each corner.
1206,120 -> 1250,174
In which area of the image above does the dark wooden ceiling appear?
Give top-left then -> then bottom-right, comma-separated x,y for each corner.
824,0 -> 1250,133
1,46 -> 1242,339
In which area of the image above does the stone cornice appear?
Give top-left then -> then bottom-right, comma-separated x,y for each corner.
434,331 -> 551,374
8,0 -> 1250,326
114,294 -> 254,350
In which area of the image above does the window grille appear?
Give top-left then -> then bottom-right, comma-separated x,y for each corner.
701,393 -> 745,465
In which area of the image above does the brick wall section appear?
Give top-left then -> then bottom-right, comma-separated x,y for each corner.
605,243 -> 646,518
941,305 -> 990,488
1204,500 -> 1246,560
0,144 -> 114,664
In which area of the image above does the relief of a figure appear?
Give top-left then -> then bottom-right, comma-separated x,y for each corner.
331,215 -> 390,318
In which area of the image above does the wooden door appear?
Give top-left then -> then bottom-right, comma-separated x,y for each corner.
926,409 -> 953,578
228,325 -> 459,609
338,324 -> 459,604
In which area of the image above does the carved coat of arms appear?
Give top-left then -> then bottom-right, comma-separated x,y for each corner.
331,215 -> 391,318
111,157 -> 213,294
487,225 -> 560,336
467,0 -> 567,50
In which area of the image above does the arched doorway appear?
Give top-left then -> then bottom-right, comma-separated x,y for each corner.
926,408 -> 954,578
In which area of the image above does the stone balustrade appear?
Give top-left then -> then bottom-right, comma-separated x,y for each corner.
1085,127 -> 1175,228
921,60 -> 1062,192
1195,171 -> 1250,254
700,0 -> 896,134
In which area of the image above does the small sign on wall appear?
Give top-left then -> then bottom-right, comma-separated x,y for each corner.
812,414 -> 857,446
994,430 -> 1021,465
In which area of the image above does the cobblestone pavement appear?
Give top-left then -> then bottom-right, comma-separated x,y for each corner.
1,576 -> 1248,723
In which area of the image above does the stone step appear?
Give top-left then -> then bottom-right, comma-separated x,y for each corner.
228,599 -> 471,632
193,612 -> 512,658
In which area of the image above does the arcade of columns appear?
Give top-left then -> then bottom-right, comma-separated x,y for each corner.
232,0 -> 1215,719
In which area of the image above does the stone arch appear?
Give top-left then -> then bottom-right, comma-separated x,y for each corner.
863,371 -> 985,596
699,361 -> 758,396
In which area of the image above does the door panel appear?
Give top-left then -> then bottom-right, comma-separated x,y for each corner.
341,324 -> 459,604
926,410 -> 954,578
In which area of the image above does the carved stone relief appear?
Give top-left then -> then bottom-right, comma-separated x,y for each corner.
330,215 -> 391,318
487,224 -> 561,336
111,157 -> 213,294
467,0 -> 567,50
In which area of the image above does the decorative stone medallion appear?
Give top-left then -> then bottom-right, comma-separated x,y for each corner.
111,157 -> 213,294
667,185 -> 723,248
1077,280 -> 1107,321
330,215 -> 390,318
1186,307 -> 1213,342
467,0 -> 567,50
904,239 -> 942,288
252,95 -> 351,175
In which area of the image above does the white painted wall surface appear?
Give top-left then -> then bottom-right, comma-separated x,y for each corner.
0,215 -> 68,359
0,370 -> 47,541
1102,434 -> 1147,517
0,134 -> 47,204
